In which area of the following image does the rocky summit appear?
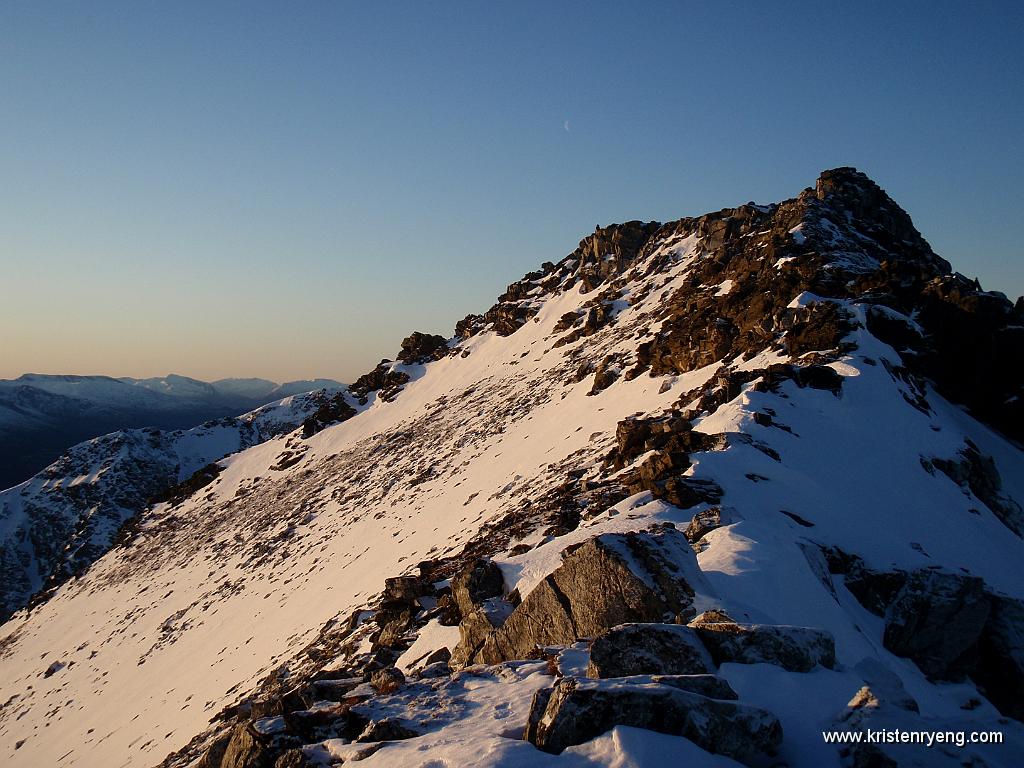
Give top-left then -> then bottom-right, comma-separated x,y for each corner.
1,169 -> 1022,768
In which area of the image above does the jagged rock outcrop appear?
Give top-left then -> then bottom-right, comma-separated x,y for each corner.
300,393 -> 356,438
456,525 -> 708,667
932,441 -> 1024,537
396,332 -> 449,365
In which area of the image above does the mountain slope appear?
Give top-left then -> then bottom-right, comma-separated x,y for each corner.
0,374 -> 344,490
0,388 -> 349,622
0,169 -> 1022,768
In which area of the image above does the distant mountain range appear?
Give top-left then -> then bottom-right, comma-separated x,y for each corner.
0,373 -> 342,490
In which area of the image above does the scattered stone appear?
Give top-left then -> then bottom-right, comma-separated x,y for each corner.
586,623 -> 714,678
307,677 -> 362,702
273,749 -> 309,768
356,718 -> 421,742
684,506 -> 736,544
416,660 -> 452,679
369,667 -> 406,694
588,355 -> 620,395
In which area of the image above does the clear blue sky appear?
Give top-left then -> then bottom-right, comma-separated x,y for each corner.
1,1 -> 1021,382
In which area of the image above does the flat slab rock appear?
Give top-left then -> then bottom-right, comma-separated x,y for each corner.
526,675 -> 781,762
462,524 -> 711,666
587,622 -> 715,678
690,615 -> 836,672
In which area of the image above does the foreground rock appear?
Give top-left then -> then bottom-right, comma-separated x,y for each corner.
455,524 -> 709,666
882,569 -> 990,680
586,623 -> 715,678
690,613 -> 836,672
975,594 -> 1024,721
527,676 -> 782,762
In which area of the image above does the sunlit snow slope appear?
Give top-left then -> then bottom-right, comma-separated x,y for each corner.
0,168 -> 1022,768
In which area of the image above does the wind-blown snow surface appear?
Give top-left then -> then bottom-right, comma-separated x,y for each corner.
1,195 -> 1022,767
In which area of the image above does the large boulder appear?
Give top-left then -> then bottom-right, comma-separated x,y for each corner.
974,594 -> 1024,720
449,598 -> 515,668
527,676 -> 781,762
586,623 -> 715,678
882,569 -> 990,680
467,524 -> 709,666
689,614 -> 836,672
219,724 -> 273,768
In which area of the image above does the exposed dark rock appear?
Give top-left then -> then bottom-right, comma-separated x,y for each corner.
451,558 -> 505,618
607,416 -> 730,508
382,575 -> 433,604
356,718 -> 420,742
845,569 -> 910,617
369,667 -> 405,694
348,361 -> 410,405
397,332 -> 449,365
645,673 -> 738,700
272,750 -> 309,768
450,599 -> 514,668
848,743 -> 899,768
195,729 -> 232,768
523,686 -> 554,744
465,525 -> 705,666
882,569 -> 990,680
757,362 -> 844,396
158,463 -> 224,507
586,623 -> 714,678
785,301 -> 854,357
689,617 -> 836,672
572,221 -> 661,293
815,168 -> 937,255
974,594 -> 1024,721
301,393 -> 356,438
219,724 -> 273,768
588,355 -> 620,395
933,442 -> 1024,537
527,676 -> 782,761
307,677 -> 362,702
683,506 -> 732,545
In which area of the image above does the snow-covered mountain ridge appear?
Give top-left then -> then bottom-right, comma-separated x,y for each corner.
0,388 -> 347,622
1,168 -> 1022,768
0,374 -> 344,491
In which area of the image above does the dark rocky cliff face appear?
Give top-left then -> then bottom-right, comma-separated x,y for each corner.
457,167 -> 1022,441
